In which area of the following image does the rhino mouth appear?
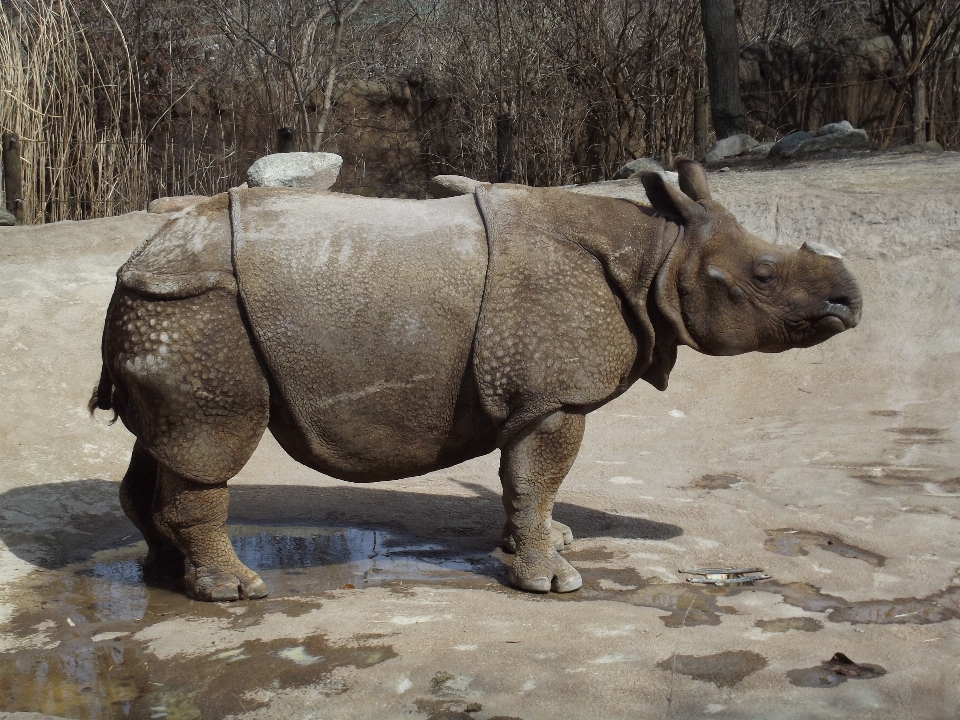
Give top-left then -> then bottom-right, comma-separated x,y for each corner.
807,298 -> 860,340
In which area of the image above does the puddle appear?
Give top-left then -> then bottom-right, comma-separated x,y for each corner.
755,617 -> 822,633
692,474 -> 746,490
0,524 -> 497,719
657,650 -> 767,687
765,528 -> 886,567
787,652 -> 886,688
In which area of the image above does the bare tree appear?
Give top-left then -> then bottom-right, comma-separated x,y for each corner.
874,0 -> 960,146
701,0 -> 749,137
209,0 -> 364,151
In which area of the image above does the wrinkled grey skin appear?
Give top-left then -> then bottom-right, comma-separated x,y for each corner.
92,160 -> 862,600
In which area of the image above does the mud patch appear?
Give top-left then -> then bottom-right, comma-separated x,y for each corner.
658,650 -> 767,687
692,473 -> 746,490
552,567 -> 738,627
787,652 -> 886,688
870,410 -> 901,417
755,617 -> 823,633
762,579 -> 960,625
765,528 -> 886,567
562,546 -> 616,562
554,565 -> 960,628
847,464 -> 960,489
886,427 -> 946,444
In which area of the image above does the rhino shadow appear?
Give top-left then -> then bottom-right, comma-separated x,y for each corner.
0,477 -> 682,571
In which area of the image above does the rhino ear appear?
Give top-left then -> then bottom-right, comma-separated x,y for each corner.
674,158 -> 712,201
640,171 -> 706,224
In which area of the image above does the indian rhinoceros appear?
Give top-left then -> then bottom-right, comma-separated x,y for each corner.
90,160 -> 862,601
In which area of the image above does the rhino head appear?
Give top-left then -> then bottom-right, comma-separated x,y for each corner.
640,160 -> 862,356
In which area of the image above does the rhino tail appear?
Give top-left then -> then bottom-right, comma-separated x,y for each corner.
89,364 -> 118,424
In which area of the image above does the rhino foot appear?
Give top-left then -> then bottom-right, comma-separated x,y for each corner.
501,520 -> 574,554
186,566 -> 270,602
509,549 -> 582,594
141,546 -> 187,579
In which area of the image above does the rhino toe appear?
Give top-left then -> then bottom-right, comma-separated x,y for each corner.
188,566 -> 270,602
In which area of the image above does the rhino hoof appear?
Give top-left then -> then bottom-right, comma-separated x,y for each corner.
188,567 -> 270,602
509,552 -> 582,594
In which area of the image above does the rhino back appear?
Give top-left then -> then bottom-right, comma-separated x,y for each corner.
232,189 -> 490,480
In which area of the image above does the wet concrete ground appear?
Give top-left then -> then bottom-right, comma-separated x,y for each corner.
1,154 -> 959,719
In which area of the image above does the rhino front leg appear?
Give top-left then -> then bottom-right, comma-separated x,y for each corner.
500,518 -> 574,553
500,410 -> 584,593
153,467 -> 267,601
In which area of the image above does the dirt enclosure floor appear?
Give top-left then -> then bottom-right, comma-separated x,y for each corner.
1,154 -> 958,720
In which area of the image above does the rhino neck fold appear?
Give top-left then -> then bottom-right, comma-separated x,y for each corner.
651,221 -> 702,354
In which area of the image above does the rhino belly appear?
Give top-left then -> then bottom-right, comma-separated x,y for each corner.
232,189 -> 489,480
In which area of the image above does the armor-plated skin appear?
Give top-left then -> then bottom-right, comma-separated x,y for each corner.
92,161 -> 862,600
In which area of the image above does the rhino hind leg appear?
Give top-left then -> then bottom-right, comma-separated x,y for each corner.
153,467 -> 268,601
500,410 -> 585,593
119,442 -> 185,578
104,288 -> 271,600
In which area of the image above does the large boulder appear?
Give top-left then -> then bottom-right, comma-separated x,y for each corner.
613,157 -> 664,180
148,196 -> 207,214
768,131 -> 814,158
702,134 -> 759,163
246,152 -> 343,190
430,174 -> 486,198
0,208 -> 17,226
769,122 -> 870,159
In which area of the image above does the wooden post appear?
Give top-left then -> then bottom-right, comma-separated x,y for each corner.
694,88 -> 710,158
495,110 -> 515,183
2,132 -> 23,223
276,126 -> 295,153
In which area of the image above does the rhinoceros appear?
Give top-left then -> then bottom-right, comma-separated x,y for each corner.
90,160 -> 862,601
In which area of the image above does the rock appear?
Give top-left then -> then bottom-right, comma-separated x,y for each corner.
769,131 -> 814,158
815,120 -> 854,136
614,157 -> 664,180
751,141 -> 775,156
770,122 -> 871,159
246,152 -> 342,190
891,140 -> 944,154
702,134 -> 759,163
430,174 -> 485,198
0,208 -> 17,226
148,196 -> 207,214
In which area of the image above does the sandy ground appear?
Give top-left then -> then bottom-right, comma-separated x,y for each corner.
0,152 -> 958,720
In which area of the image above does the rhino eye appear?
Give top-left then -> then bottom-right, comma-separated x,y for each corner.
755,274 -> 774,284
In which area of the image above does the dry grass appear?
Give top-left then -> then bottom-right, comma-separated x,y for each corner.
0,0 -> 146,223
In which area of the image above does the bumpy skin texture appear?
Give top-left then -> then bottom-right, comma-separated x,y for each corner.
96,162 -> 862,600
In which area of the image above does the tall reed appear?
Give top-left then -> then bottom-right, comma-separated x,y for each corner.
0,0 -> 146,223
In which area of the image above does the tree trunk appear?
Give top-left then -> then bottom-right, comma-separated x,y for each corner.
700,0 -> 748,138
912,68 -> 928,143
495,106 -> 515,183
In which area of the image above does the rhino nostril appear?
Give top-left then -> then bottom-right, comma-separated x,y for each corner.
827,296 -> 852,311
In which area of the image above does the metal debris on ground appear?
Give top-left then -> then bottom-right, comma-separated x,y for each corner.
679,567 -> 771,586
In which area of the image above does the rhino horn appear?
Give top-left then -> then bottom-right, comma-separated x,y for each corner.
801,241 -> 843,259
